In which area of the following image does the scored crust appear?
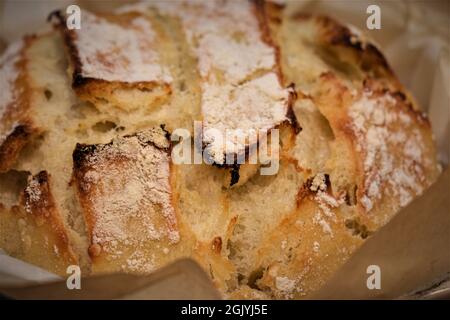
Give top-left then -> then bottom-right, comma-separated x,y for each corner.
317,74 -> 435,215
0,171 -> 78,275
49,10 -> 172,113
0,37 -> 41,173
121,0 -> 298,173
231,72 -> 440,298
0,1 -> 442,299
221,2 -> 440,299
72,126 -> 185,274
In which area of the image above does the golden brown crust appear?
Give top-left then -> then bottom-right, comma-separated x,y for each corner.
0,123 -> 38,173
299,13 -> 403,93
72,127 -> 185,274
0,171 -> 78,275
0,36 -> 40,173
313,72 -> 438,219
241,2 -> 442,299
253,192 -> 363,299
0,2 -> 441,299
303,14 -> 392,72
253,1 -> 301,133
47,10 -> 83,86
21,172 -> 72,242
48,10 -> 172,111
217,3 -> 300,185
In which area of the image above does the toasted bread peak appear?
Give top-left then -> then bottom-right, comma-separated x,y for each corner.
50,9 -> 173,114
349,87 -> 430,212
0,170 -> 79,275
123,0 -> 296,165
0,123 -> 36,173
72,128 -> 179,273
0,38 -> 41,173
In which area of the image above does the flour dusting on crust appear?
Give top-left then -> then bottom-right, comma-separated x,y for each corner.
202,73 -> 291,163
62,11 -> 172,84
122,0 -> 293,164
24,175 -> 44,214
73,127 -> 178,271
151,0 -> 276,82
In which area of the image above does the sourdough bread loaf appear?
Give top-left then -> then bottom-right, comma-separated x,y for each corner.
0,1 -> 440,299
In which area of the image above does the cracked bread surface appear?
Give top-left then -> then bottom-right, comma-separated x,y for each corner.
0,1 -> 441,299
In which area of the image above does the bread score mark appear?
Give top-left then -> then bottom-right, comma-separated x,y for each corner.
11,171 -> 79,273
72,127 -> 179,273
349,88 -> 432,212
0,38 -> 41,173
120,0 -> 298,166
49,10 -> 172,111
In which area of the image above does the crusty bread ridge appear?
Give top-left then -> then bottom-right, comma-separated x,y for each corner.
0,36 -> 41,173
0,0 -> 441,299
0,170 -> 78,275
224,2 -> 440,299
72,126 -> 196,274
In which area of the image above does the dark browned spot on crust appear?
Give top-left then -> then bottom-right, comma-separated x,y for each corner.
72,143 -> 101,172
283,83 -> 301,135
48,9 -> 173,101
88,243 -> 102,257
345,184 -> 358,206
319,16 -> 361,48
390,90 -> 430,125
321,16 -> 392,74
48,10 -> 85,87
159,124 -> 172,144
344,218 -> 372,239
73,125 -> 171,173
34,170 -> 49,184
362,79 -> 430,125
296,183 -> 311,206
296,173 -> 331,207
292,13 -> 393,77
212,236 -> 222,254
44,89 -> 53,100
